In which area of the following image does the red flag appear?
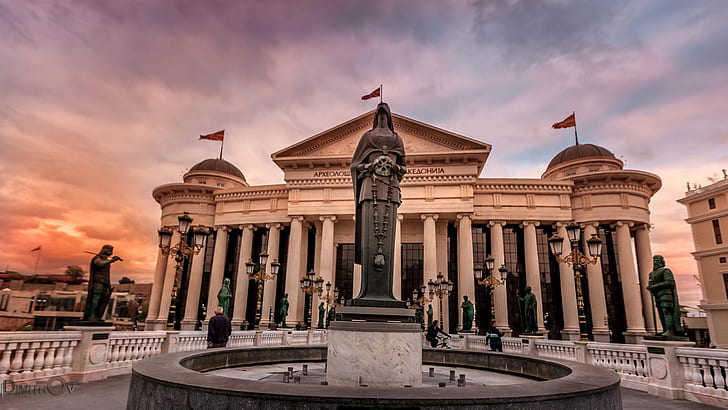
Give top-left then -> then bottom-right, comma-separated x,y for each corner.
30,246 -> 41,252
552,113 -> 576,129
199,130 -> 224,141
361,87 -> 381,101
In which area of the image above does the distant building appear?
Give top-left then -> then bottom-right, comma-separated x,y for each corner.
678,175 -> 728,348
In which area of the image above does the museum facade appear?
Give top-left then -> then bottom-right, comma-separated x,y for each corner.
145,110 -> 662,343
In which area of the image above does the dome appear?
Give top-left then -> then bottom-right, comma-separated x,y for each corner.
546,144 -> 616,170
189,158 -> 245,180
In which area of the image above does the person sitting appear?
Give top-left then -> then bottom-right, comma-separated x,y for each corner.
485,320 -> 504,352
426,320 -> 449,348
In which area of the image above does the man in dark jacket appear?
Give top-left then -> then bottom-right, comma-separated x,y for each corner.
207,306 -> 231,348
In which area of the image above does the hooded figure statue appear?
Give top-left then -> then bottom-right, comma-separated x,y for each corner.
350,103 -> 406,304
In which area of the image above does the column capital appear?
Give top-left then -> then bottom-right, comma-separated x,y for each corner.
613,221 -> 634,229
578,221 -> 600,229
456,213 -> 473,221
215,225 -> 232,232
421,213 -> 439,221
266,223 -> 283,230
319,215 -> 337,223
634,222 -> 652,232
397,214 -> 404,221
238,224 -> 256,231
289,215 -> 305,223
488,220 -> 506,227
519,220 -> 540,228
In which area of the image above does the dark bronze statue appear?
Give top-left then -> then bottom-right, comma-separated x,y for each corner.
647,255 -> 683,336
518,286 -> 538,334
461,296 -> 474,332
83,245 -> 121,322
279,293 -> 289,327
217,278 -> 232,316
350,102 -> 406,307
317,302 -> 326,329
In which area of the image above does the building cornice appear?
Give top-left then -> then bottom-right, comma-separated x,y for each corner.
152,183 -> 220,205
475,179 -> 573,194
214,185 -> 288,202
685,208 -> 728,224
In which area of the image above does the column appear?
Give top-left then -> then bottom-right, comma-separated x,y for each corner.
615,221 -> 646,340
421,214 -> 439,319
489,221 -> 508,329
260,223 -> 282,327
146,246 -> 169,329
205,226 -> 230,319
556,223 -> 579,340
392,214 -> 404,300
584,222 -> 609,341
352,215 -> 362,298
316,215 -> 336,328
634,224 -> 656,333
522,221 -> 545,331
457,214 -> 475,331
232,225 -> 255,328
179,236 -> 208,330
283,217 -> 304,325
157,231 -> 180,325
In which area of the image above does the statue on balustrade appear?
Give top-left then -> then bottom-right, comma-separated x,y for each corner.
83,244 -> 122,322
279,293 -> 289,328
518,286 -> 538,334
427,304 -> 434,327
461,296 -> 474,332
317,302 -> 326,329
647,255 -> 685,338
217,278 -> 232,317
350,102 -> 407,307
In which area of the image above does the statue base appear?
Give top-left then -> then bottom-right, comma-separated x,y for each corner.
644,334 -> 691,342
347,298 -> 407,309
68,319 -> 114,327
336,306 -> 413,322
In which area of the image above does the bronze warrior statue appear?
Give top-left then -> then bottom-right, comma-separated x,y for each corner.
84,244 -> 121,322
350,102 -> 406,305
647,255 -> 683,336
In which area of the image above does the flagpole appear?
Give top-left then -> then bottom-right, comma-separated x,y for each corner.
380,84 -> 383,103
219,136 -> 224,160
34,247 -> 41,275
573,111 -> 579,145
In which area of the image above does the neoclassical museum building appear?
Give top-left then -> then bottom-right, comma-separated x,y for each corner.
145,110 -> 662,344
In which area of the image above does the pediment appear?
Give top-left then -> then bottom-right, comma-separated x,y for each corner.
272,110 -> 491,161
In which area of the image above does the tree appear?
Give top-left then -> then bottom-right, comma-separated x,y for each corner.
118,276 -> 135,284
64,265 -> 85,282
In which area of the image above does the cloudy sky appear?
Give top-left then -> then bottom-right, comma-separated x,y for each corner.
1,1 -> 726,306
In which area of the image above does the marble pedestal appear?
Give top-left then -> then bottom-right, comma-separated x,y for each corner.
64,325 -> 115,382
327,320 -> 422,387
643,339 -> 695,399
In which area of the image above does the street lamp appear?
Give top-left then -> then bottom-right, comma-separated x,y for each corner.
299,269 -> 324,329
320,281 -> 340,328
244,252 -> 280,330
474,255 -> 508,320
548,223 -> 603,342
406,284 -> 429,328
428,272 -> 453,325
157,212 -> 210,330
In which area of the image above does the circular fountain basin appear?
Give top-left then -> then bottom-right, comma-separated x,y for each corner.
127,346 -> 622,409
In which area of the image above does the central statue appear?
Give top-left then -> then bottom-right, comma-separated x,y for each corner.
350,102 -> 406,306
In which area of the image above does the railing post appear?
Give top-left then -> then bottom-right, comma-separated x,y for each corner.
161,331 -> 180,354
643,340 -> 695,400
65,325 -> 115,383
574,341 -> 588,363
254,330 -> 263,347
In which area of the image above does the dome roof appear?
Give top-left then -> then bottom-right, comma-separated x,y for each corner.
546,143 -> 616,170
189,158 -> 245,180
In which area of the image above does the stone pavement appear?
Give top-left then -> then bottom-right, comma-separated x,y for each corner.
0,374 -> 721,410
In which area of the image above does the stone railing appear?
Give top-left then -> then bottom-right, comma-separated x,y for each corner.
107,331 -> 166,377
676,347 -> 728,407
0,331 -> 81,382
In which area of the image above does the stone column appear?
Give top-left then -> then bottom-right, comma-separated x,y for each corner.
146,246 -> 169,330
179,237 -> 208,330
556,223 -> 579,340
260,223 -> 282,328
522,221 -> 545,332
634,224 -> 657,334
615,221 -> 646,342
583,222 -> 610,342
393,214 -> 404,300
283,217 -> 304,325
205,226 -> 230,319
316,216 -> 336,328
231,224 -> 255,329
352,215 -> 362,298
421,214 -> 439,319
157,231 -> 180,327
457,214 -> 475,331
489,221 -> 508,332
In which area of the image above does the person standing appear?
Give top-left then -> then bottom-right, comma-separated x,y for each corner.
486,320 -> 503,352
207,306 -> 231,348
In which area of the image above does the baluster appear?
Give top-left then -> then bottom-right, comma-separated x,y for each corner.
700,359 -> 714,388
710,359 -> 725,391
0,343 -> 12,377
131,340 -> 140,361
691,357 -> 704,387
21,343 -> 37,379
43,342 -> 57,376
32,342 -> 46,378
113,340 -> 122,367
53,341 -> 64,374
9,343 -> 24,380
63,341 -> 75,375
138,339 -> 148,360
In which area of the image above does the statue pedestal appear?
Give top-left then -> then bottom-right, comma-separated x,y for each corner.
327,308 -> 421,387
643,339 -> 695,399
64,325 -> 115,382
520,334 -> 546,356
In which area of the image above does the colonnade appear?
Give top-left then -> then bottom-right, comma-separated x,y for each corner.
146,215 -> 657,341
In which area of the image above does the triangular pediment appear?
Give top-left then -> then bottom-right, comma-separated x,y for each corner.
272,111 -> 491,160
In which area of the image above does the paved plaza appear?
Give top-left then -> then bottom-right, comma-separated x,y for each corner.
0,373 -> 721,410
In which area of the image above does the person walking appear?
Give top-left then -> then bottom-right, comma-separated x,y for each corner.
486,320 -> 503,352
207,306 -> 231,348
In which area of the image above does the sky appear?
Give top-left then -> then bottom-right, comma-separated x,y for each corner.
1,0 -> 727,306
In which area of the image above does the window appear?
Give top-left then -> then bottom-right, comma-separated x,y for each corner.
709,198 -> 716,210
400,243 -> 424,300
216,183 -> 225,187
713,219 -> 723,245
724,273 -> 728,299
198,180 -> 207,184
720,257 -> 727,264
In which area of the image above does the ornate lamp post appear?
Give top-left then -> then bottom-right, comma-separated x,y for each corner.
244,252 -> 280,330
321,281 -> 340,328
427,273 -> 453,325
474,255 -> 508,320
406,284 -> 429,328
299,269 -> 324,329
157,212 -> 210,330
548,223 -> 603,342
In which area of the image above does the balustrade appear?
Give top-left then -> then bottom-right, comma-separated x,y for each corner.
0,332 -> 81,382
676,348 -> 728,403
